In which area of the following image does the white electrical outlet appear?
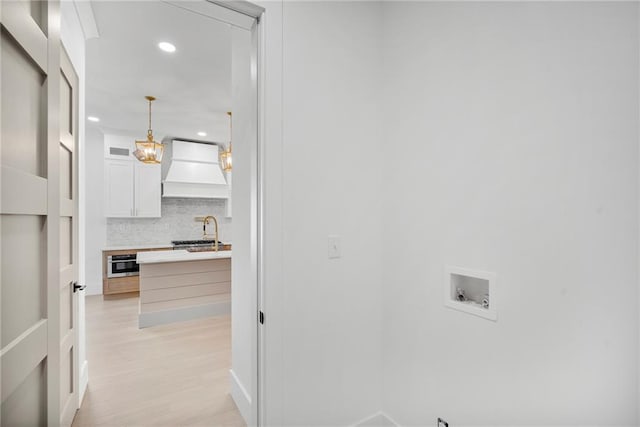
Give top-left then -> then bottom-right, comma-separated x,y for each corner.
328,235 -> 341,259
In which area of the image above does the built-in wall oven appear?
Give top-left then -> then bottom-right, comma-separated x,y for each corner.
107,253 -> 139,278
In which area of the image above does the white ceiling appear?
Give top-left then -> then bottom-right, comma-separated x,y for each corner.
86,1 -> 232,144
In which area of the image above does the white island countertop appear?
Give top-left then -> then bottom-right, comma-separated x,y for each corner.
103,243 -> 173,251
137,249 -> 232,264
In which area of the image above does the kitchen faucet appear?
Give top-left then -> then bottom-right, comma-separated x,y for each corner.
202,215 -> 219,252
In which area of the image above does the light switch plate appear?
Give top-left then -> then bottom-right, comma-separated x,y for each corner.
328,235 -> 341,259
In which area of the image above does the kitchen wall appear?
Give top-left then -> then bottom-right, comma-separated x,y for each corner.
106,198 -> 231,246
380,2 -> 638,425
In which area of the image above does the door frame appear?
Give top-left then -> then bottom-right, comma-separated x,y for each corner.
209,2 -> 268,425
130,0 -> 268,425
212,4 -> 267,425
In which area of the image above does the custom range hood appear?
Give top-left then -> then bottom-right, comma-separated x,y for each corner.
161,139 -> 230,198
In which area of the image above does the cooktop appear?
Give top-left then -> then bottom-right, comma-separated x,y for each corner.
171,239 -> 223,247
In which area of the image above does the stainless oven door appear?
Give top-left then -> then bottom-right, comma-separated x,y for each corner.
107,255 -> 139,278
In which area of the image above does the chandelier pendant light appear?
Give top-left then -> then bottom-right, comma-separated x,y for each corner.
219,111 -> 232,172
133,96 -> 164,164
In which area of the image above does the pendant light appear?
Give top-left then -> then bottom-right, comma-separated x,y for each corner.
219,111 -> 232,172
133,96 -> 164,164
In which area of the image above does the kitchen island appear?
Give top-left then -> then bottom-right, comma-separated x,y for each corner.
136,249 -> 232,328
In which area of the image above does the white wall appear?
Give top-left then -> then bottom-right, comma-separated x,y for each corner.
380,2 -> 639,425
278,2 -> 384,424
84,127 -> 106,296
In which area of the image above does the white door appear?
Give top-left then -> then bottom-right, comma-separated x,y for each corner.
0,0 -> 67,425
59,46 -> 80,427
105,159 -> 134,217
135,162 -> 161,217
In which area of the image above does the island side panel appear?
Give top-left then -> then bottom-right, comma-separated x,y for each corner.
138,258 -> 231,328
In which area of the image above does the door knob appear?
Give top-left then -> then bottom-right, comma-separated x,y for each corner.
72,282 -> 86,293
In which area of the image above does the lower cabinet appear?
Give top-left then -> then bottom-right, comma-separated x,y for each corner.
102,247 -> 171,295
103,275 -> 140,295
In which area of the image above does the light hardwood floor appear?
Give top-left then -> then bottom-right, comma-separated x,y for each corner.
72,295 -> 245,427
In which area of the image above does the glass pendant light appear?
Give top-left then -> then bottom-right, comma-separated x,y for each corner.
219,111 -> 232,172
133,96 -> 164,164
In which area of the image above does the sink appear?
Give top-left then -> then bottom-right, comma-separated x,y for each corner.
186,244 -> 231,253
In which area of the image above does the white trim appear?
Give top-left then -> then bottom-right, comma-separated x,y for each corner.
257,2 -> 284,425
230,369 -> 252,424
352,411 -> 400,427
78,359 -> 89,406
209,0 -> 264,19
637,4 -> 640,422
137,301 -> 230,328
164,1 -> 256,30
72,1 -> 99,40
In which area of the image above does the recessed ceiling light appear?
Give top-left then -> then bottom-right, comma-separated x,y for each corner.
87,116 -> 100,122
197,131 -> 207,137
158,42 -> 176,53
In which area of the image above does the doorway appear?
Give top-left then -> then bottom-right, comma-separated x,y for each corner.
76,0 -> 264,426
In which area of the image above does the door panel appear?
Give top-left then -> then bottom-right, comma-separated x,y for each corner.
60,141 -> 73,199
60,73 -> 72,137
1,360 -> 47,426
60,216 -> 72,267
0,30 -> 47,177
0,1 -> 48,73
0,215 -> 46,347
28,0 -> 47,34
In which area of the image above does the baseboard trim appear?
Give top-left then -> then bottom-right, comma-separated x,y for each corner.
353,411 -> 400,427
78,359 -> 89,406
138,301 -> 230,328
229,369 -> 251,424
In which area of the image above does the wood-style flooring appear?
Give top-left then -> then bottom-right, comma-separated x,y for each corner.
72,295 -> 245,427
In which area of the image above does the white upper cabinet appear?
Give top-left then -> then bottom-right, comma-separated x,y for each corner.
105,159 -> 135,217
104,135 -> 161,218
135,163 -> 161,217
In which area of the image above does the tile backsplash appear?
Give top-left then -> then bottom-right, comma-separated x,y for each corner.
106,198 -> 231,246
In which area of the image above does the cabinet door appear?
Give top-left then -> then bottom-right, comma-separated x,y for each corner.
135,163 -> 161,217
105,159 -> 134,217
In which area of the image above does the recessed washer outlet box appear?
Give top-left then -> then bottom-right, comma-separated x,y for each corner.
444,265 -> 497,321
